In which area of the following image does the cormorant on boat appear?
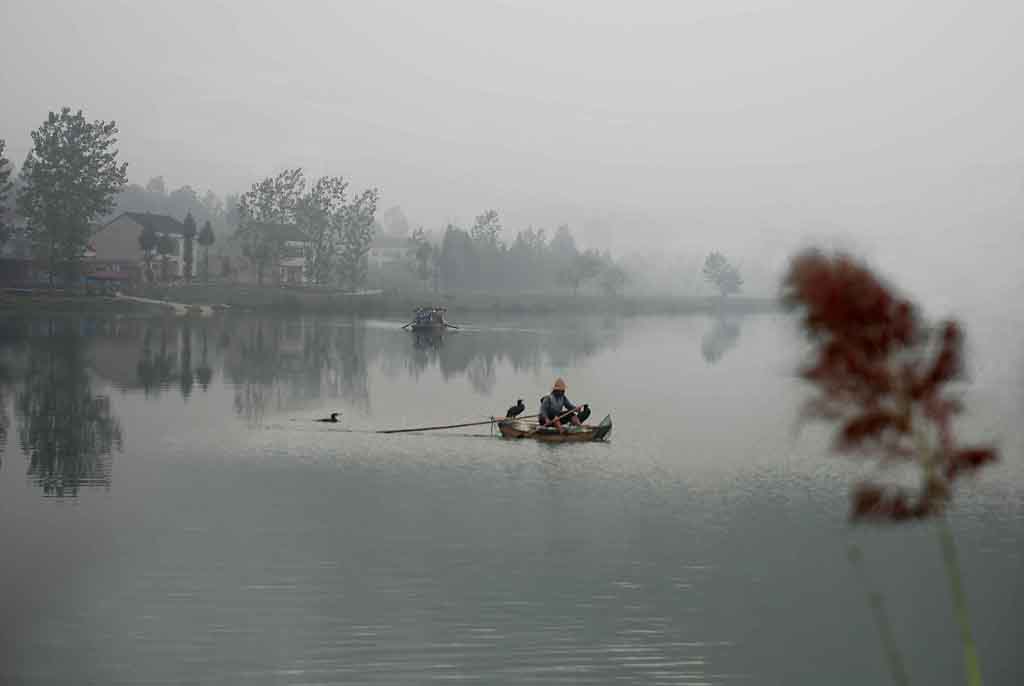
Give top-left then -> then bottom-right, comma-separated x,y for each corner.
506,399 -> 526,418
316,412 -> 341,423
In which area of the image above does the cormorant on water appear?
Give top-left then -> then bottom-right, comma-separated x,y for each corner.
316,412 -> 341,423
506,399 -> 526,418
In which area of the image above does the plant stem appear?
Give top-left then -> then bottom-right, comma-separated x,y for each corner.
936,515 -> 982,686
848,544 -> 911,686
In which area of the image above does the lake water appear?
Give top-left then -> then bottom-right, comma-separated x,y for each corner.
1,310 -> 1021,685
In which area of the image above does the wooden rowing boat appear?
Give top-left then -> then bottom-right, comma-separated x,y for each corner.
408,321 -> 450,332
497,414 -> 612,442
404,306 -> 459,332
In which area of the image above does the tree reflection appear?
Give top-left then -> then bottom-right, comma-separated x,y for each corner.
701,316 -> 742,364
15,321 -> 123,496
196,322 -> 214,390
220,316 -> 373,421
180,318 -> 194,399
0,361 -> 13,463
137,321 -> 177,394
60,313 -> 624,422
226,318 -> 280,423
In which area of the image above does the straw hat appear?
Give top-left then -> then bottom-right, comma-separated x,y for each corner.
552,377 -> 567,391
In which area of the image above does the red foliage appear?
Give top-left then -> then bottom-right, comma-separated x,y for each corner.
783,251 -> 997,522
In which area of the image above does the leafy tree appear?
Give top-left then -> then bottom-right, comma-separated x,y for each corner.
337,188 -> 379,291
237,168 -> 305,285
223,193 -> 241,229
113,179 -> 225,231
295,175 -> 347,285
408,227 -> 435,286
549,224 -> 579,263
379,205 -> 411,235
470,209 -> 502,249
598,262 -> 628,297
167,185 -> 200,222
0,139 -> 12,246
197,220 -> 216,283
562,249 -> 604,296
138,224 -> 158,282
201,190 -> 223,219
157,234 -> 175,282
702,251 -> 743,296
513,227 -> 547,255
17,108 -> 128,286
145,176 -> 166,195
438,225 -> 477,291
182,211 -> 197,282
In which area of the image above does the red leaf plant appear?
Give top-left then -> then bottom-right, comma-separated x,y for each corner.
782,250 -> 997,522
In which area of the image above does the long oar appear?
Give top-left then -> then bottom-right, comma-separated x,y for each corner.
377,418 -> 495,434
377,412 -> 542,434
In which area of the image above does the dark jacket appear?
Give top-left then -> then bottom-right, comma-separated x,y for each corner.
540,393 -> 575,420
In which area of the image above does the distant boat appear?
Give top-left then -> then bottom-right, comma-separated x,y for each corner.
497,414 -> 612,443
403,306 -> 458,332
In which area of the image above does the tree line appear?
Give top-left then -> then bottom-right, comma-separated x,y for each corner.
0,107 -> 745,297
405,212 -> 631,296
235,168 -> 379,288
0,109 -> 382,290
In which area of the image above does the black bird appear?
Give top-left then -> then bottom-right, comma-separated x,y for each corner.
506,399 -> 526,418
316,412 -> 341,423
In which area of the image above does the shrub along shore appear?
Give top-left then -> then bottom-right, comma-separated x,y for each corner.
1,285 -> 778,317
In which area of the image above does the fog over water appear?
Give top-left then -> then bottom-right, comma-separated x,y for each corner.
0,312 -> 1021,684
4,1 -> 1024,308
2,3 -> 1024,683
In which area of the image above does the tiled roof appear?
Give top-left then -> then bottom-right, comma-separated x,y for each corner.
119,212 -> 187,236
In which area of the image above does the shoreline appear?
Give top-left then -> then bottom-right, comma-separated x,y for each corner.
0,286 -> 780,317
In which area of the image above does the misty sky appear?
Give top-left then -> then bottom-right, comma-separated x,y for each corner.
2,0 -> 1023,306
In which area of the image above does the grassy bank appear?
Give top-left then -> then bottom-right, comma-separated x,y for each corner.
1,285 -> 780,317
142,284 -> 779,317
0,290 -> 165,314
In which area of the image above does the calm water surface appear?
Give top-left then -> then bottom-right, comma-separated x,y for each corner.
1,311 -> 1021,685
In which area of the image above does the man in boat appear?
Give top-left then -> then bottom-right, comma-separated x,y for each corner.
539,377 -> 589,431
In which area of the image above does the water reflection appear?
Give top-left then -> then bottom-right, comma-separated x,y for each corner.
701,315 -> 742,364
82,314 -> 624,418
0,312 -> 627,484
0,344 -> 18,464
221,317 -> 373,421
2,319 -> 123,496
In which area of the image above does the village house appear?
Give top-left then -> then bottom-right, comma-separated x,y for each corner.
213,222 -> 311,286
0,222 -> 106,287
89,212 -> 191,283
0,230 -> 34,285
